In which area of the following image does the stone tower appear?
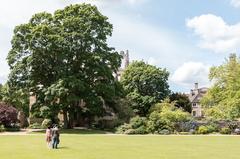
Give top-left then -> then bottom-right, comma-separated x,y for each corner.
116,50 -> 130,80
120,50 -> 130,69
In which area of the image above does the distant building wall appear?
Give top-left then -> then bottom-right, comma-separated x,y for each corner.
188,83 -> 208,117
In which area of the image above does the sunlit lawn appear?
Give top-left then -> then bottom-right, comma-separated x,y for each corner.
0,134 -> 240,159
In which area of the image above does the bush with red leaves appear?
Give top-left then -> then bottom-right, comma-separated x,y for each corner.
0,103 -> 18,127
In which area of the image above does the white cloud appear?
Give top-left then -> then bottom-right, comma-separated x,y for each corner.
108,12 -> 199,71
186,14 -> 240,53
231,0 -> 240,8
170,62 -> 210,87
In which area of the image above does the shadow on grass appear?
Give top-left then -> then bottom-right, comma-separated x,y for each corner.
31,129 -> 111,135
57,146 -> 69,149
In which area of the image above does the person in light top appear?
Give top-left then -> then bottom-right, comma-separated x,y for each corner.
45,126 -> 52,148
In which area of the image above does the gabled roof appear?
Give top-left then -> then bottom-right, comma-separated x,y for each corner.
188,87 -> 208,103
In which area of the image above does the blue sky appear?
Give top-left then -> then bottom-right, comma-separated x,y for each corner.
1,0 -> 240,92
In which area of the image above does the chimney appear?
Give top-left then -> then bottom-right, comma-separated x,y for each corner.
194,83 -> 198,90
124,50 -> 129,68
191,89 -> 194,96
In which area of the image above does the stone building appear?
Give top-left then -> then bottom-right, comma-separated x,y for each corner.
115,50 -> 130,81
188,83 -> 208,117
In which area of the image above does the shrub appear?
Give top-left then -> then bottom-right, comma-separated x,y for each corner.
116,123 -> 132,134
122,126 -> 148,135
147,101 -> 191,134
113,98 -> 134,123
130,116 -> 147,129
41,119 -> 52,129
197,126 -> 209,134
116,116 -> 148,134
220,127 -> 231,134
124,129 -> 136,135
0,103 -> 18,127
116,100 -> 193,135
95,118 -> 126,130
147,111 -> 164,133
197,125 -> 217,134
28,123 -> 42,129
189,129 -> 196,134
228,122 -> 239,131
160,108 -> 190,123
206,125 -> 218,133
175,121 -> 197,132
158,129 -> 170,135
5,124 -> 20,132
0,125 -> 5,132
134,126 -> 147,134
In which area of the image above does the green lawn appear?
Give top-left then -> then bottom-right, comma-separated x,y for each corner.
0,134 -> 240,159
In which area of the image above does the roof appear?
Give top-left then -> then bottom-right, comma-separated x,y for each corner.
188,87 -> 208,103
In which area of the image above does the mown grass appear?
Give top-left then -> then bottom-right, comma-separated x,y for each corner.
0,135 -> 240,159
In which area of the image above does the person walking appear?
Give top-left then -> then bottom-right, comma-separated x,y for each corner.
45,126 -> 52,148
51,126 -> 60,149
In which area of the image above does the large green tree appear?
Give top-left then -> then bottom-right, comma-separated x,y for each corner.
7,4 -> 122,128
201,54 -> 240,119
121,61 -> 170,116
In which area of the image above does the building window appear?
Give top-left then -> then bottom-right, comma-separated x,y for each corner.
192,103 -> 197,107
192,111 -> 196,117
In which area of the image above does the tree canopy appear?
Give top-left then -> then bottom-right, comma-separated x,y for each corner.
201,54 -> 240,120
120,61 -> 170,116
169,92 -> 191,113
7,4 -> 122,128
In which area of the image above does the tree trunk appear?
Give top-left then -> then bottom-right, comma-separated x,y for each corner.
68,110 -> 74,129
63,110 -> 68,129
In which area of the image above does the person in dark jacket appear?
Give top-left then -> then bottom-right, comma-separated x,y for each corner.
51,126 -> 60,149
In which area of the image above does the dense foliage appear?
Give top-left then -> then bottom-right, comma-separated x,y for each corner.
111,98 -> 134,123
117,99 -> 191,134
116,116 -> 148,134
147,99 -> 191,133
7,4 -> 122,128
121,61 -> 170,116
0,84 -> 29,116
201,54 -> 240,120
169,92 -> 191,113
